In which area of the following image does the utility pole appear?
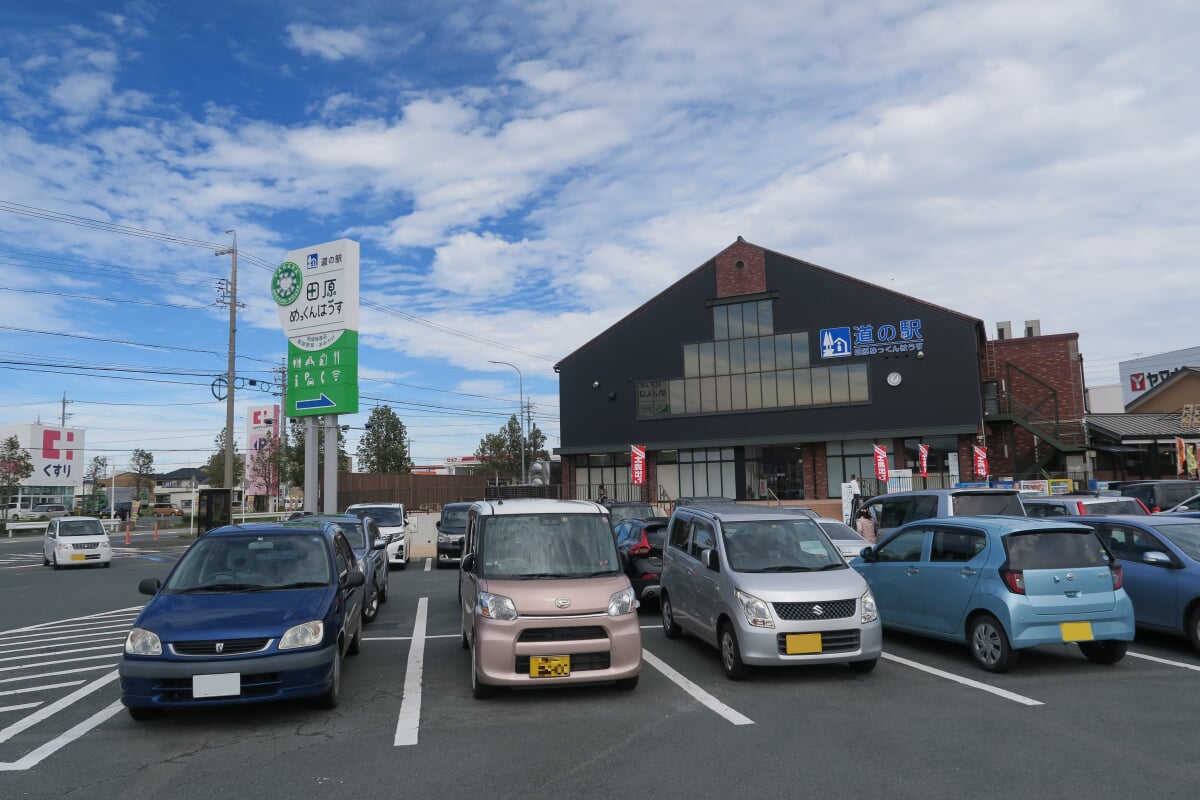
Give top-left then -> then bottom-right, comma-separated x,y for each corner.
215,230 -> 241,490
489,360 -> 525,484
60,391 -> 72,429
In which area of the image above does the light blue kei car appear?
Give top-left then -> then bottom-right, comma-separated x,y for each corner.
851,516 -> 1135,672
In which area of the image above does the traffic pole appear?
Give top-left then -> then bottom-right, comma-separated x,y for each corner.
124,523 -> 131,545
154,519 -> 159,541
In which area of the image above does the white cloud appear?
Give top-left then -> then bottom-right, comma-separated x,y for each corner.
285,23 -> 370,61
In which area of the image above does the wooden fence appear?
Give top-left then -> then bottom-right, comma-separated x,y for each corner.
338,473 -> 490,513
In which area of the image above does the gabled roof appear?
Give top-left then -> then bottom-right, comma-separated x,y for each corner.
1086,413 -> 1193,441
1125,366 -> 1200,412
155,467 -> 209,482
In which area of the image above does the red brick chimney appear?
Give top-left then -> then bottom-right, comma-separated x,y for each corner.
715,237 -> 767,298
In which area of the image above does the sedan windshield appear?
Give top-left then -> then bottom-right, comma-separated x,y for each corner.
722,519 -> 844,572
1150,523 -> 1200,561
59,519 -> 106,536
952,493 -> 1024,516
480,514 -> 620,579
164,534 -> 332,591
353,506 -> 403,527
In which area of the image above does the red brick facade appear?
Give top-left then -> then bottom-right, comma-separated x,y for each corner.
715,239 -> 767,298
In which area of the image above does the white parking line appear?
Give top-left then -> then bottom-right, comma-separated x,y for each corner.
394,597 -> 428,747
424,558 -> 431,572
0,703 -> 41,714
641,649 -> 754,726
365,634 -> 457,641
881,653 -> 1043,706
1127,651 -> 1200,672
0,700 -> 124,772
0,681 -> 85,697
0,670 -> 118,744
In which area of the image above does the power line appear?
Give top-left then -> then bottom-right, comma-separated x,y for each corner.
0,286 -> 213,310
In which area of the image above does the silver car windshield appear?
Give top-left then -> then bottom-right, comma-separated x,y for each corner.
164,535 -> 332,591
59,519 -> 105,536
479,514 -> 621,579
722,519 -> 844,572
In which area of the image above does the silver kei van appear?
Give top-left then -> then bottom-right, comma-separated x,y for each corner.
659,503 -> 882,679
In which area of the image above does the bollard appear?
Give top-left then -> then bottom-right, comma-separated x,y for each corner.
125,523 -> 131,545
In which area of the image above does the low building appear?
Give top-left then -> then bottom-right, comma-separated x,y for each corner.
0,424 -> 85,513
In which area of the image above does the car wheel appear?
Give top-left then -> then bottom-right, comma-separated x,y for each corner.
1187,607 -> 1200,654
103,561 -> 111,568
470,638 -> 496,699
614,674 -> 639,691
849,658 -> 878,673
661,593 -> 682,639
969,613 -> 1017,673
719,622 -> 748,680
379,574 -> 388,604
362,584 -> 380,624
42,553 -> 50,566
313,652 -> 342,708
127,706 -> 162,721
347,622 -> 362,656
1079,640 -> 1127,665
52,553 -> 60,571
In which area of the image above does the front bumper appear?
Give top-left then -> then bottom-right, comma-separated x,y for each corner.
387,539 -> 407,564
437,540 -> 464,559
474,612 -> 642,687
735,613 -> 883,666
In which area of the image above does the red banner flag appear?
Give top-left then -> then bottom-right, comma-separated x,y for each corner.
873,445 -> 889,482
1178,437 -> 1187,476
631,445 -> 646,485
918,444 -> 930,478
973,445 -> 989,478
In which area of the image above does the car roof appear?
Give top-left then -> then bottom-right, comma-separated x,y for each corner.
870,488 -> 1020,499
441,502 -> 473,511
346,502 -> 403,508
1060,514 -> 1199,527
204,522 -> 339,538
471,498 -> 607,516
899,515 -> 1094,534
56,515 -> 104,522
675,503 -> 824,523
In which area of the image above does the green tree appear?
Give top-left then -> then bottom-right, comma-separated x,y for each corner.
475,415 -> 549,483
204,430 -> 244,489
286,418 -> 350,480
247,433 -> 284,504
356,406 -> 412,474
84,455 -> 110,513
129,449 -> 156,504
1,435 -> 34,515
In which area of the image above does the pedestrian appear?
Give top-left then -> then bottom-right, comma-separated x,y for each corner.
596,485 -> 609,504
849,473 -> 861,517
855,506 -> 878,544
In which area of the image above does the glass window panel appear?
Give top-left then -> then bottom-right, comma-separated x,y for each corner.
775,334 -> 792,370
761,371 -> 778,408
680,450 -> 693,463
707,449 -> 721,461
731,374 -> 747,410
811,367 -> 831,405
829,365 -> 850,404
721,448 -> 734,460
713,306 -> 728,340
658,450 -> 679,464
744,337 -> 760,372
758,335 -> 775,371
700,377 -> 717,412
826,441 -> 842,456
757,301 -> 773,334
742,302 -> 758,337
693,463 -> 709,496
848,363 -> 870,402
722,461 -> 736,499
669,379 -> 686,414
716,376 -> 732,411
707,464 -> 722,498
728,304 -> 743,339
794,368 -> 813,406
776,369 -> 795,406
698,342 -> 715,377
685,378 -> 701,413
792,332 -> 810,367
729,339 -> 745,374
683,344 -> 699,378
746,373 -> 763,409
714,340 -> 730,375
680,463 -> 694,494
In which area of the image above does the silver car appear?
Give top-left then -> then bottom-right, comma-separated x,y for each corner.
659,503 -> 882,679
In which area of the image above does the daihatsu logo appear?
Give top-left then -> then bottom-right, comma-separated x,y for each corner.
555,597 -> 571,609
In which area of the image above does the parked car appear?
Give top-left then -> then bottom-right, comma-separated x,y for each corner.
151,502 -> 183,517
459,498 -> 641,698
659,503 -> 881,679
1117,480 -> 1200,513
852,516 -> 1134,672
100,501 -> 133,521
1062,515 -> 1200,652
15,503 -> 70,521
858,488 -> 1026,539
42,516 -> 112,568
435,502 -> 471,566
1162,492 -> 1200,514
345,502 -> 408,568
119,521 -> 366,720
814,518 -> 871,560
1022,494 -> 1148,517
605,501 -> 667,528
613,517 -> 669,604
285,515 -> 389,623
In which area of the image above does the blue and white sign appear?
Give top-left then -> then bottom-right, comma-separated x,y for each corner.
820,327 -> 852,358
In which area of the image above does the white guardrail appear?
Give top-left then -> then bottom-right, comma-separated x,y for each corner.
5,519 -> 123,538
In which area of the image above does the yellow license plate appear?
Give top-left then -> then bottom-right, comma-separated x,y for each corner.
785,633 -> 823,654
1060,622 -> 1094,642
70,553 -> 87,561
529,655 -> 570,677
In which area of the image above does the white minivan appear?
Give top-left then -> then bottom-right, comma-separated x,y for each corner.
43,517 -> 113,569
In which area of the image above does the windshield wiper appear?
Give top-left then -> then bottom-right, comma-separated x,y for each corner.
817,563 -> 846,570
176,583 -> 267,593
515,572 -> 575,579
578,570 -> 621,577
743,565 -> 816,572
273,581 -> 330,589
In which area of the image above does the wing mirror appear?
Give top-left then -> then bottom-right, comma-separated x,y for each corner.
701,548 -> 720,571
138,578 -> 161,596
461,553 -> 475,572
346,569 -> 366,589
1143,551 -> 1172,567
859,546 -> 876,562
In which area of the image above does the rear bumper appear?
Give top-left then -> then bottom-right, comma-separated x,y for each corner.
474,613 -> 642,687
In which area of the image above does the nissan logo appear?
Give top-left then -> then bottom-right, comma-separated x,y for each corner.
555,597 -> 572,609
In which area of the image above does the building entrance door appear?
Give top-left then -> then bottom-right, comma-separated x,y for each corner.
746,445 -> 806,500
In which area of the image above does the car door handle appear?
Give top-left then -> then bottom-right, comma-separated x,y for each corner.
905,566 -> 920,575
958,568 -> 977,577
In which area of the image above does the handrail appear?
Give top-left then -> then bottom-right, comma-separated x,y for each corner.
764,487 -> 782,507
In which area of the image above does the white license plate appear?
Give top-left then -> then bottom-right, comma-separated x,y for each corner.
192,672 -> 241,698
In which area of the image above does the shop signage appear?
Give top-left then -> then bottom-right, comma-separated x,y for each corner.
873,445 -> 889,481
973,445 -> 989,478
1119,345 -> 1200,407
918,444 -> 930,478
821,318 -> 924,359
1182,404 -> 1198,430
631,445 -> 646,485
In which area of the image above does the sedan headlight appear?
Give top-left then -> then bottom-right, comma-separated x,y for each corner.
478,591 -> 518,621
125,627 -> 162,656
607,587 -> 637,616
279,620 -> 324,650
861,589 -> 878,624
736,590 -> 775,628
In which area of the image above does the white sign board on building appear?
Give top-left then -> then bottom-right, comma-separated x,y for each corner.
0,424 -> 86,489
1119,345 -> 1200,408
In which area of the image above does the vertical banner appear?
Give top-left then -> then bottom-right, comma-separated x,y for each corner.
247,405 -> 281,496
873,445 -> 889,482
631,445 -> 646,485
918,444 -> 930,478
1177,437 -> 1187,475
973,445 -> 989,478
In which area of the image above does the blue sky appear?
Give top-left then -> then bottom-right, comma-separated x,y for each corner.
2,0 -> 1198,474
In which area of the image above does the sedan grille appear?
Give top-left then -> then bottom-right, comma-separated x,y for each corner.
170,638 -> 272,656
773,599 -> 856,621
517,626 -> 608,643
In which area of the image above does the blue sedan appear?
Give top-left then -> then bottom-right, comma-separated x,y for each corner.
851,516 -> 1135,672
119,522 -> 366,720
1061,515 -> 1200,652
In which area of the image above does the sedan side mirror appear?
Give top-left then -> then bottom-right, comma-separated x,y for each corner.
138,578 -> 161,596
346,569 -> 366,589
461,553 -> 475,572
1143,551 -> 1173,567
371,538 -> 388,551
859,546 -> 875,562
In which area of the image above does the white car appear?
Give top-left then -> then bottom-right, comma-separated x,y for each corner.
345,503 -> 409,568
43,516 -> 113,569
17,503 -> 70,521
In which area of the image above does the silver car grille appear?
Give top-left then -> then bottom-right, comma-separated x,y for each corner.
773,599 -> 857,621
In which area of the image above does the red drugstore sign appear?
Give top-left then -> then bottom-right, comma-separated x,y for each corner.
973,446 -> 989,477
873,445 -> 889,482
631,445 -> 646,485
918,444 -> 930,478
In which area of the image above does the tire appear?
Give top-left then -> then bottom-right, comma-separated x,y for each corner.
1079,640 -> 1127,665
103,561 -> 111,568
470,638 -> 497,699
313,652 -> 341,708
127,706 -> 162,721
52,553 -> 60,571
614,674 -> 639,691
379,574 -> 388,604
849,658 -> 878,673
719,622 -> 748,680
347,622 -> 362,656
43,554 -> 50,566
362,584 -> 380,624
661,594 -> 682,639
1187,607 -> 1200,655
969,613 -> 1017,673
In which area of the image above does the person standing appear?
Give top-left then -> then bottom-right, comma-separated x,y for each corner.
849,474 -> 862,518
855,506 -> 878,544
596,485 -> 609,504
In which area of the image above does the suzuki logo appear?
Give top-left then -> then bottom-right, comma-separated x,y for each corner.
215,642 -> 225,653
554,597 -> 571,609
812,604 -> 824,616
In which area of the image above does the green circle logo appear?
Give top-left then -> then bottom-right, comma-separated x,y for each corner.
272,261 -> 303,306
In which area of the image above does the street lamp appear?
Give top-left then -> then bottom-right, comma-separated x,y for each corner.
488,360 -> 525,484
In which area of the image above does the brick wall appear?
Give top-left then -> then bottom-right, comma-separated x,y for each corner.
715,239 -> 767,298
985,333 -> 1086,423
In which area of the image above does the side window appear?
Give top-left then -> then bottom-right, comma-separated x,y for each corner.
930,529 -> 987,562
876,528 -> 927,562
1105,524 -> 1160,562
877,499 -> 914,530
669,516 -> 691,551
690,520 -> 716,558
465,512 -> 478,555
910,495 -> 940,522
333,535 -> 350,582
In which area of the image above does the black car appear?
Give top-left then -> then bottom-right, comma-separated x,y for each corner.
100,500 -> 133,521
435,502 -> 471,566
614,517 -> 668,604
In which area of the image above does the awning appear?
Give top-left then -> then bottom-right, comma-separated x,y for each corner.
1092,445 -> 1145,454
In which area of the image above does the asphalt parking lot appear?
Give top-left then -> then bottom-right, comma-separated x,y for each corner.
3,537 -> 1200,800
